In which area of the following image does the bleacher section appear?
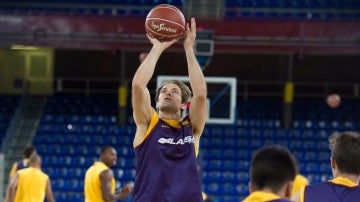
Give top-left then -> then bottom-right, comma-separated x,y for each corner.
29,94 -> 360,201
225,0 -> 360,20
0,95 -> 20,150
33,95 -> 134,201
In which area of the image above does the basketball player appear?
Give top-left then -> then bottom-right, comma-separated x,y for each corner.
131,18 -> 207,201
9,146 -> 35,178
292,132 -> 360,202
84,146 -> 133,202
5,152 -> 55,202
243,145 -> 297,202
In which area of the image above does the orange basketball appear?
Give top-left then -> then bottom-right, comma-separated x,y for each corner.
327,94 -> 341,108
145,4 -> 186,42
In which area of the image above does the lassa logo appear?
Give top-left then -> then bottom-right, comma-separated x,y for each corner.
158,136 -> 194,145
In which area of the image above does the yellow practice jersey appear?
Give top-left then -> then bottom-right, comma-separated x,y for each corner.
84,161 -> 115,202
14,167 -> 49,202
292,174 -> 309,196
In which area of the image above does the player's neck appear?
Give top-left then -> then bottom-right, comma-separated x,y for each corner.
336,173 -> 360,184
159,111 -> 181,120
30,164 -> 41,169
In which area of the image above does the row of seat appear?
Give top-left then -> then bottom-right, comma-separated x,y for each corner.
225,0 -> 360,9
36,121 -> 347,138
1,0 -> 182,6
3,0 -> 359,9
226,10 -> 360,20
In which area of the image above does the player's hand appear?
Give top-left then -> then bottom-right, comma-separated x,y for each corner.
147,34 -> 178,52
184,18 -> 196,50
118,183 -> 134,199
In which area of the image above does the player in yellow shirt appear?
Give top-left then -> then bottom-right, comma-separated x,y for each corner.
84,146 -> 133,202
9,146 -> 35,178
5,152 -> 55,202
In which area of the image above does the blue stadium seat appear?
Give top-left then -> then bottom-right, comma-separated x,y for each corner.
236,171 -> 249,183
222,182 -> 238,196
303,140 -> 316,150
205,182 -> 222,195
54,192 -> 67,202
68,193 -> 84,202
205,159 -> 222,171
304,151 -> 317,162
209,137 -> 223,148
221,171 -> 237,183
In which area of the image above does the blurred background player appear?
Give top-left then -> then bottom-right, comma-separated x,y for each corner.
291,158 -> 309,197
293,131 -> 360,202
84,146 -> 133,202
4,152 -> 55,202
9,146 -> 36,178
243,145 -> 297,202
131,18 -> 207,201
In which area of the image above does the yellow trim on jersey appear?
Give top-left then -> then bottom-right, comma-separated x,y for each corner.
243,191 -> 282,202
142,110 -> 159,142
330,176 -> 358,187
140,110 -> 198,154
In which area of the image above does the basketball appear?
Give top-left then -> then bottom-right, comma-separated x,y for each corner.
145,4 -> 186,42
327,94 -> 341,108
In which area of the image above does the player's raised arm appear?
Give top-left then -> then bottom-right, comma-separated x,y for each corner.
132,35 -> 178,147
184,18 -> 207,138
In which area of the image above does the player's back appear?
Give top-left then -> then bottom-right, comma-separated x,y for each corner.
14,167 -> 48,202
304,181 -> 360,202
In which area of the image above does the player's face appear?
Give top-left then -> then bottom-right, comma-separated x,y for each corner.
157,83 -> 184,112
105,148 -> 117,167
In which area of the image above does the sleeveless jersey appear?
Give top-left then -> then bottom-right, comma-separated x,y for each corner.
84,161 -> 116,202
14,167 -> 49,202
242,191 -> 292,202
303,177 -> 360,202
133,112 -> 203,202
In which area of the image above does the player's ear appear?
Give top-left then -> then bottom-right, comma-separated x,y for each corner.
248,182 -> 254,193
330,157 -> 336,169
284,181 -> 293,199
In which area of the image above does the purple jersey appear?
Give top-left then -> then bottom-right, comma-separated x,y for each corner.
304,181 -> 360,202
133,114 -> 203,202
16,160 -> 29,170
